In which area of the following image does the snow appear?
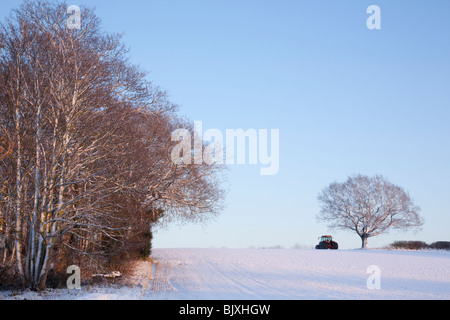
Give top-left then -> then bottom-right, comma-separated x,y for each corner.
148,248 -> 450,300
1,248 -> 449,300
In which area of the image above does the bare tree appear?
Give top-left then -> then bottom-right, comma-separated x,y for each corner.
317,174 -> 424,249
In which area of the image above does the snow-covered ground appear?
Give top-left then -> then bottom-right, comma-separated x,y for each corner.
148,248 -> 450,300
1,248 -> 449,300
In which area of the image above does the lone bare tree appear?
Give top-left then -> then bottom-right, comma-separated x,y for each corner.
317,174 -> 424,249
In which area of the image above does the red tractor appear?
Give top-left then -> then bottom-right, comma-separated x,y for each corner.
315,235 -> 338,250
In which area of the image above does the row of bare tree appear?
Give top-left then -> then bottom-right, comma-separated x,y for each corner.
0,1 -> 225,290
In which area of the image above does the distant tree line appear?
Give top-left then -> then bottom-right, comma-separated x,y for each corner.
0,1 -> 225,290
389,241 -> 450,250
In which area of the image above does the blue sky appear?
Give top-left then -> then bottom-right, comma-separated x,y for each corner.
2,0 -> 449,249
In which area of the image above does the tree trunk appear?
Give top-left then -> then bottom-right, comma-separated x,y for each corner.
361,234 -> 369,249
14,97 -> 25,286
36,248 -> 51,291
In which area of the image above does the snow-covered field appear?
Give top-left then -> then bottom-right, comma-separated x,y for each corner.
148,248 -> 450,300
1,248 -> 449,300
